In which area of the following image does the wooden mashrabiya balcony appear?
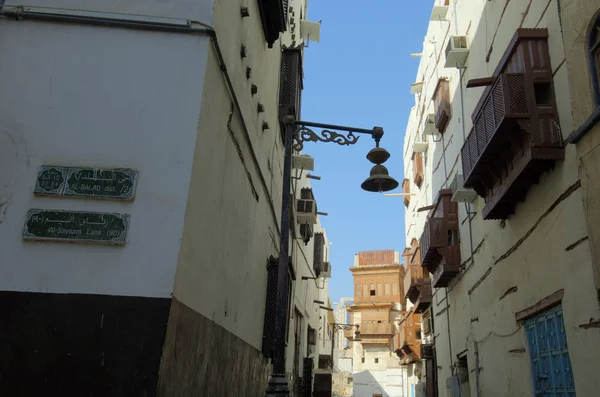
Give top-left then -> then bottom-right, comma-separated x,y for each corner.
420,189 -> 461,288
461,28 -> 564,220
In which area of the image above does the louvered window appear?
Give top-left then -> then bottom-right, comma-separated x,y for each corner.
262,256 -> 294,359
279,49 -> 303,138
256,0 -> 286,47
460,29 -> 563,220
313,232 -> 324,277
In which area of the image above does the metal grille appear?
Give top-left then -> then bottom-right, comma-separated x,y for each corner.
525,305 -> 576,396
313,232 -> 324,276
280,52 -> 294,107
262,257 -> 279,359
507,74 -> 528,113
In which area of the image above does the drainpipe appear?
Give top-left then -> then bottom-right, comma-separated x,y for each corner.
0,5 -> 282,238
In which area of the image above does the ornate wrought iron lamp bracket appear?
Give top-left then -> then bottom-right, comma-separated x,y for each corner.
292,120 -> 383,152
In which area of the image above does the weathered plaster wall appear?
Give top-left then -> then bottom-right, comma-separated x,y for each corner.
171,1 -> 332,391
403,1 -> 600,396
0,17 -> 210,298
561,0 -> 600,291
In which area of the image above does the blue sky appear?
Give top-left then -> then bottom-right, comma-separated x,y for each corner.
301,1 -> 433,303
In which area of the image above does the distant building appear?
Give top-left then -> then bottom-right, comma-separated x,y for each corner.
348,250 -> 406,397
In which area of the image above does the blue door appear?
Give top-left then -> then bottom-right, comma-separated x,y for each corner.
525,305 -> 576,396
410,383 -> 415,397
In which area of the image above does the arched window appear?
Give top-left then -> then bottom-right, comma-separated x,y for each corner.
589,13 -> 600,105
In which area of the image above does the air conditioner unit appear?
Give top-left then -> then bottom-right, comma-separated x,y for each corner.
297,199 -> 317,224
292,154 -> 314,171
446,376 -> 461,397
413,133 -> 428,153
411,81 -> 424,94
431,4 -> 449,21
445,36 -> 469,68
449,173 -> 477,203
423,113 -> 437,136
320,261 -> 332,278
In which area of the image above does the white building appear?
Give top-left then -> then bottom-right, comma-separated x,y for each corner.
0,0 -> 332,395
402,1 -> 600,396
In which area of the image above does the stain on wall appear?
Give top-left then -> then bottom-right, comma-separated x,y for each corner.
157,297 -> 270,397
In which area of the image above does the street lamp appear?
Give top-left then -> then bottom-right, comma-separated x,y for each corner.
330,323 -> 362,368
266,117 -> 397,396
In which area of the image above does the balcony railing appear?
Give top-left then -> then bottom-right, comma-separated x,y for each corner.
360,322 -> 394,336
413,283 -> 432,314
420,189 -> 460,288
460,29 -> 564,220
394,312 -> 421,364
403,245 -> 432,313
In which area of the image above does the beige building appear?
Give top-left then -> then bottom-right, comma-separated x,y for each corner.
348,250 -> 407,397
564,1 -> 600,305
402,1 -> 600,397
0,0 -> 332,395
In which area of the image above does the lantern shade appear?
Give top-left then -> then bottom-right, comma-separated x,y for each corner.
361,164 -> 399,193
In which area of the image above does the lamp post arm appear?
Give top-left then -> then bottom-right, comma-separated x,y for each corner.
293,120 -> 384,151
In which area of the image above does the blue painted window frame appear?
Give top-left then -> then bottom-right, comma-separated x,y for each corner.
589,13 -> 600,106
524,304 -> 576,396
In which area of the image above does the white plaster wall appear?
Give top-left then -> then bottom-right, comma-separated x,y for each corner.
171,0 -> 319,353
352,344 -> 405,397
0,17 -> 210,298
3,0 -> 213,22
403,1 -> 600,396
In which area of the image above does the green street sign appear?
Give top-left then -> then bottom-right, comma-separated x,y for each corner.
34,166 -> 138,200
22,209 -> 130,245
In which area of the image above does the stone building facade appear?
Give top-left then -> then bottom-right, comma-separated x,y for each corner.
0,0 -> 331,395
402,1 -> 600,396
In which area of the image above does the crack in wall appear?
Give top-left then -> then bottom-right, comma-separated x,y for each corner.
468,267 -> 492,296
565,236 -> 589,251
461,238 -> 485,267
486,0 -> 512,62
579,319 -> 600,329
534,0 -> 554,29
520,0 -> 534,28
499,286 -> 518,301
494,180 -> 582,266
